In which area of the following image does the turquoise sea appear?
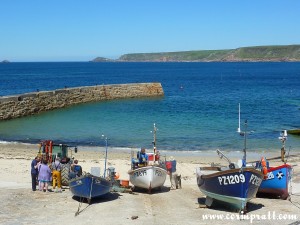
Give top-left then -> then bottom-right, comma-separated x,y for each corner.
0,62 -> 300,153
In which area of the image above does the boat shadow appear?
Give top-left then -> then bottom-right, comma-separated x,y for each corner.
132,185 -> 170,195
72,192 -> 121,204
197,197 -> 264,213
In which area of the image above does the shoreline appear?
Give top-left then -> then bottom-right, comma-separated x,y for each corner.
0,140 -> 292,158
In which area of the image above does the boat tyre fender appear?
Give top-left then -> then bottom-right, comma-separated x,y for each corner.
229,163 -> 235,169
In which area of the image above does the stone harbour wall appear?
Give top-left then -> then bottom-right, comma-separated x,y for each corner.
0,82 -> 164,120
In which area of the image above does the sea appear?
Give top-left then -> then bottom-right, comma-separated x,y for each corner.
0,62 -> 300,154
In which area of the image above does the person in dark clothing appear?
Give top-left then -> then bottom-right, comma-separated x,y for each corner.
69,159 -> 83,179
31,156 -> 40,191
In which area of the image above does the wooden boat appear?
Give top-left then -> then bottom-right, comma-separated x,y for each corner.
256,130 -> 293,199
69,174 -> 112,203
196,121 -> 263,213
128,123 -> 167,192
69,135 -> 112,203
257,163 -> 292,199
129,165 -> 167,191
196,165 -> 263,212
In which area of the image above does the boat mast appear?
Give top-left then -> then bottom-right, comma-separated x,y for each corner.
152,123 -> 157,160
152,123 -> 157,148
102,135 -> 108,178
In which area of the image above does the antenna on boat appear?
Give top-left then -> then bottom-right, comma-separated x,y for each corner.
237,103 -> 241,134
278,130 -> 287,163
243,120 -> 248,162
101,134 -> 109,178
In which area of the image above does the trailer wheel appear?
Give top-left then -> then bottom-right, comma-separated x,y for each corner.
61,163 -> 71,186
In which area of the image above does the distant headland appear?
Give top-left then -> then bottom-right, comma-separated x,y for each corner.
91,45 -> 300,62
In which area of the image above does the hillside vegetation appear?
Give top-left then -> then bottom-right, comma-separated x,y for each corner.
116,45 -> 300,62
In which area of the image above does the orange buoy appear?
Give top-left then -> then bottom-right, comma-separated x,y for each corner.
114,172 -> 120,180
261,157 -> 268,179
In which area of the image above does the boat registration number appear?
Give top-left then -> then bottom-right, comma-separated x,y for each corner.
155,170 -> 163,176
218,174 -> 245,185
249,174 -> 262,186
134,170 -> 147,177
266,172 -> 274,180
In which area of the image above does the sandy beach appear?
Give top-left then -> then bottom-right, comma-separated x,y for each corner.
0,142 -> 299,225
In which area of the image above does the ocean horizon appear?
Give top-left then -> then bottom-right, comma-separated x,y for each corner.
0,62 -> 300,153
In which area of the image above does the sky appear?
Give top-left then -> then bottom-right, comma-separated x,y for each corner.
0,0 -> 300,62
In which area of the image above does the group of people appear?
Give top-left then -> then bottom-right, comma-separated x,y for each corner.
30,156 -> 82,192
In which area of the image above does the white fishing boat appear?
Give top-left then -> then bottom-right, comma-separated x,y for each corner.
129,165 -> 167,191
128,124 -> 167,192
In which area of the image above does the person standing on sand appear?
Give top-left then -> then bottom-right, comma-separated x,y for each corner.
38,159 -> 52,192
31,156 -> 40,191
51,157 -> 62,193
167,156 -> 178,190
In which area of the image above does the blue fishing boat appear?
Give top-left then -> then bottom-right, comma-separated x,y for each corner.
196,165 -> 263,212
69,174 -> 112,203
196,120 -> 263,213
257,130 -> 293,200
69,134 -> 112,204
257,163 -> 292,199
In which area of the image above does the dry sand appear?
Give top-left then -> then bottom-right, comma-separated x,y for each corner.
0,142 -> 299,225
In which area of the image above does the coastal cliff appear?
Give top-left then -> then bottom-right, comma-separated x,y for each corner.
0,83 -> 164,120
92,45 -> 300,62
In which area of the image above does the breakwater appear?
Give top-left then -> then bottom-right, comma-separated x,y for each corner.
0,83 -> 164,120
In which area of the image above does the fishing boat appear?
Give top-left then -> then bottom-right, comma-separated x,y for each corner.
196,151 -> 264,212
257,163 -> 292,199
69,174 -> 112,203
69,135 -> 112,203
128,165 -> 167,192
256,130 -> 293,200
128,124 -> 167,193
196,121 -> 264,213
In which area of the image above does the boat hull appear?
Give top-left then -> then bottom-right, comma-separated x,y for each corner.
129,166 -> 167,190
258,164 -> 292,199
69,174 -> 111,200
196,167 -> 263,210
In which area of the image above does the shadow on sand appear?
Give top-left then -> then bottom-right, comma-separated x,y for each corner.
197,197 -> 264,213
72,192 -> 122,216
131,185 -> 170,195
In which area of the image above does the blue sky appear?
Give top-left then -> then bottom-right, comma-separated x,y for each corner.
1,0 -> 300,62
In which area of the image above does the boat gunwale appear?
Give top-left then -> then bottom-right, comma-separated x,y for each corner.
267,164 -> 292,172
198,167 -> 263,179
128,165 -> 167,175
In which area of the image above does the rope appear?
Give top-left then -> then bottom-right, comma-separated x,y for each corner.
75,196 -> 84,216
